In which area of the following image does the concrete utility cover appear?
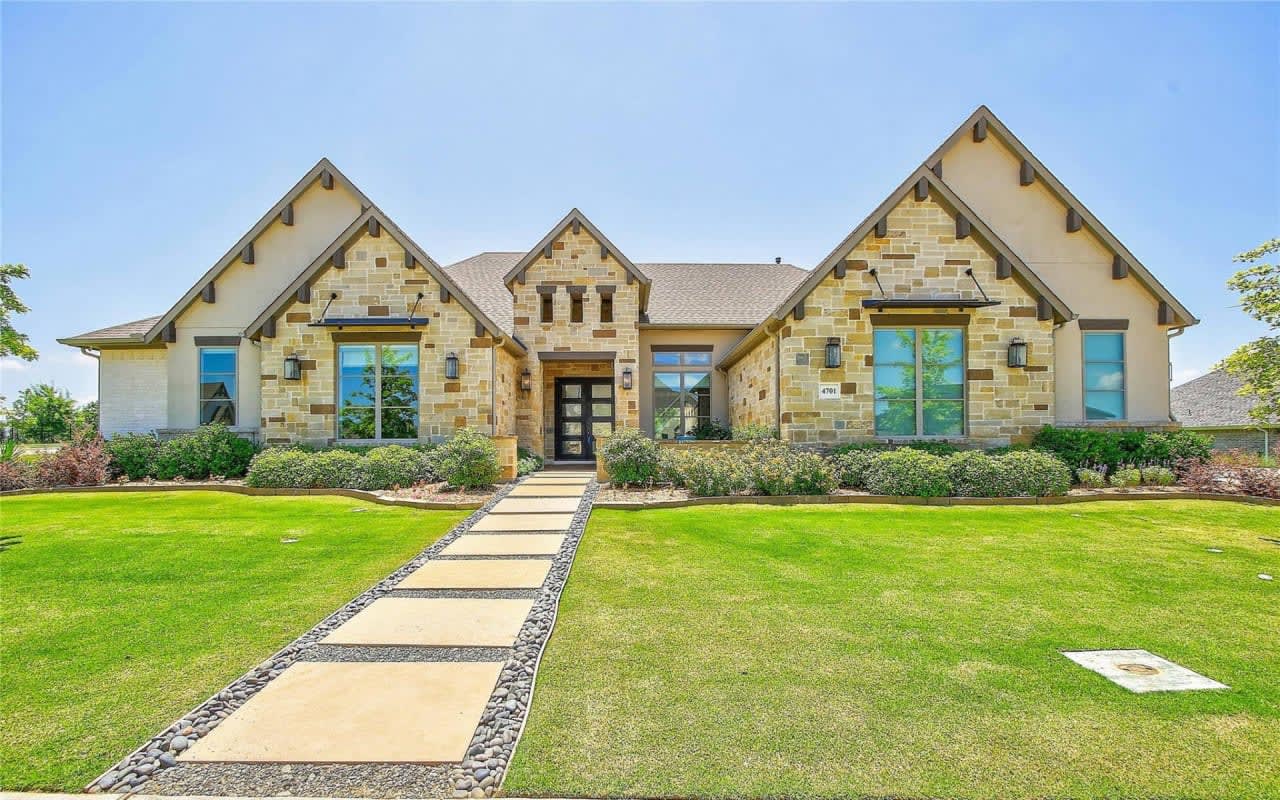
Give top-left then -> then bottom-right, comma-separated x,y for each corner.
179,661 -> 503,763
1062,649 -> 1229,693
440,534 -> 566,556
470,512 -> 575,532
320,597 -> 533,647
507,484 -> 587,497
398,558 -> 553,589
491,497 -> 581,514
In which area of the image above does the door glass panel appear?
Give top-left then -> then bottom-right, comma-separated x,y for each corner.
591,382 -> 612,398
562,440 -> 582,455
592,422 -> 613,439
561,421 -> 583,436
591,402 -> 611,417
562,402 -> 582,418
561,383 -> 583,399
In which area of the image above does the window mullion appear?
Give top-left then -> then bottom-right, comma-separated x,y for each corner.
915,329 -> 924,436
374,345 -> 383,440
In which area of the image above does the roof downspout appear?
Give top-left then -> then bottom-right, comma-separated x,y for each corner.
490,341 -> 498,436
774,329 -> 783,438
79,347 -> 100,360
1166,326 -> 1188,422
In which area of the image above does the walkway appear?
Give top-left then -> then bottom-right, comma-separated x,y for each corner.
123,469 -> 596,799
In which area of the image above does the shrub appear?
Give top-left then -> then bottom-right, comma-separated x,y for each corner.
1033,426 -> 1125,474
829,449 -> 877,490
516,447 -> 543,477
691,418 -> 731,440
947,450 -> 1003,497
864,449 -> 952,497
1077,467 -> 1107,488
1141,465 -> 1176,486
434,428 -> 500,489
244,448 -> 314,488
0,459 -> 33,491
731,423 -> 778,442
996,450 -> 1072,497
1180,450 -> 1280,499
831,442 -> 890,456
662,448 -> 749,497
1033,426 -> 1212,477
308,449 -> 370,488
365,445 -> 433,489
153,425 -> 256,480
901,440 -> 961,457
599,428 -> 662,486
35,431 -> 110,487
105,433 -> 159,480
1109,467 -> 1142,488
746,443 -> 837,496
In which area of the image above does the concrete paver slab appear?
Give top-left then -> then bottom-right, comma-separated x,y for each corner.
397,559 -> 553,589
490,497 -> 581,514
320,597 -> 532,647
179,662 -> 503,763
440,534 -> 565,556
507,484 -> 586,497
522,477 -> 591,484
470,512 -> 575,532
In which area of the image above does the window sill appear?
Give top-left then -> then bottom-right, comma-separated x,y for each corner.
336,439 -> 422,446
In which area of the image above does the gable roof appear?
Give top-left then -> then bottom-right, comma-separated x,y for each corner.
58,316 -> 162,347
718,165 -> 1074,371
141,158 -> 374,344
502,208 -> 651,311
244,207 -> 522,352
925,105 -> 1198,327
1171,369 -> 1278,429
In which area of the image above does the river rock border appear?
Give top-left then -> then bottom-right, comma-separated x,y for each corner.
85,479 -> 524,795
447,480 -> 599,799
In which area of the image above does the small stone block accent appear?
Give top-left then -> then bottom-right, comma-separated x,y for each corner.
440,534 -> 565,556
1061,649 -> 1228,693
397,558 -> 553,589
178,661 -> 503,762
319,597 -> 533,647
470,512 -> 576,532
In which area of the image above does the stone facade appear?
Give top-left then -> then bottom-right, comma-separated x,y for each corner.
510,225 -> 642,457
726,333 -> 777,432
732,192 -> 1055,446
259,230 -> 498,445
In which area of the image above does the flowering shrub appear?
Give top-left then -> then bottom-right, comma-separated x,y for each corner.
731,423 -> 778,442
0,460 -> 31,491
153,425 -> 257,480
517,447 -> 543,477
1109,467 -> 1142,488
661,448 -> 750,497
829,449 -> 877,490
747,443 -> 837,496
864,449 -> 953,497
432,428 -> 500,488
245,448 -> 314,488
1077,467 -> 1107,488
1140,465 -> 1176,486
105,433 -> 160,480
996,450 -> 1072,496
246,444 -> 435,490
600,428 -> 662,486
946,450 -> 1004,497
365,445 -> 435,488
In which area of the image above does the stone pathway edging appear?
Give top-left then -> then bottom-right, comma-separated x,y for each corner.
2,482 -> 485,510
84,480 -> 524,795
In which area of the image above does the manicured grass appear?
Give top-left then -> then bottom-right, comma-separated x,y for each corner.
0,492 -> 466,791
508,501 -> 1280,799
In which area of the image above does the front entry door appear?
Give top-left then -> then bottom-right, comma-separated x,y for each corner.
555,378 -> 614,461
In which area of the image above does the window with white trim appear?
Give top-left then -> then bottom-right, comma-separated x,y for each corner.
338,343 -> 419,440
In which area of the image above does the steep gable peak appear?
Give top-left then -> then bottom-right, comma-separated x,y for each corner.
503,208 -> 651,306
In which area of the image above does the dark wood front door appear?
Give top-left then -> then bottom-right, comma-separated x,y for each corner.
554,378 -> 614,461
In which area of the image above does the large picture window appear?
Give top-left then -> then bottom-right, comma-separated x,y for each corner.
199,348 -> 237,425
652,349 -> 712,439
1083,332 -> 1125,420
873,328 -> 964,436
338,343 -> 419,440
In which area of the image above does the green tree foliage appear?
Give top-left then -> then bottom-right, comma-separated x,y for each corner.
0,263 -> 37,361
11,384 -> 76,443
1222,237 -> 1280,423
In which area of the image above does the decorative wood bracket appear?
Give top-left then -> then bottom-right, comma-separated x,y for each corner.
875,218 -> 888,238
161,321 -> 176,343
332,247 -> 345,269
241,242 -> 254,264
996,253 -> 1012,280
914,177 -> 929,201
973,119 -> 988,142
368,218 -> 381,237
201,283 -> 215,303
320,170 -> 334,190
834,260 -> 846,279
281,203 -> 294,226
1112,255 -> 1128,279
405,250 -> 416,269
297,284 -> 311,304
956,214 -> 971,239
1157,301 -> 1175,325
1066,208 -> 1083,233
1036,296 -> 1053,321
1019,159 -> 1035,186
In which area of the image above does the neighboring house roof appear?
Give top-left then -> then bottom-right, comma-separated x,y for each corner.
141,158 -> 374,345
925,105 -> 1198,328
1171,369 -> 1278,429
243,208 -> 522,351
58,316 -> 163,347
442,253 -> 810,329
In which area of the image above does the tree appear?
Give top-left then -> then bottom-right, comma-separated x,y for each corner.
1222,237 -> 1280,423
74,400 -> 100,434
11,384 -> 76,443
0,263 -> 37,361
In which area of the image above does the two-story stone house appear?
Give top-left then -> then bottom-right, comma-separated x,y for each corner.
61,107 -> 1197,460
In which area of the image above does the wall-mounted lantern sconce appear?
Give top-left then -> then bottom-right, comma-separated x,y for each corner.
621,367 -> 634,390
825,337 -> 842,369
445,352 -> 459,380
1007,337 -> 1028,368
283,353 -> 302,381
520,368 -> 532,392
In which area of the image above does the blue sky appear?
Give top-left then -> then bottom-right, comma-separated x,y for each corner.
2,1 -> 1276,404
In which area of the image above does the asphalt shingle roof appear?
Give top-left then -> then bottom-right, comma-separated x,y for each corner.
441,253 -> 809,332
60,316 -> 161,344
1171,369 -> 1276,428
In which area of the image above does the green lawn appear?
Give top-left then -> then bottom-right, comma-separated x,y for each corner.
508,501 -> 1280,800
0,492 -> 466,791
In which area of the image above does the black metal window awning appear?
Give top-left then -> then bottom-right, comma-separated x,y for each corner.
862,298 -> 1001,310
308,317 -> 431,329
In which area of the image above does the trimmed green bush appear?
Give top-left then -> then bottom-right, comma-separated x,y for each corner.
748,443 -> 837,496
946,450 -> 1003,497
662,449 -> 749,497
365,445 -> 433,489
1109,467 -> 1142,488
1141,465 -> 1176,486
1077,468 -> 1107,488
864,449 -> 952,497
433,428 -> 500,489
829,449 -> 877,490
105,433 -> 159,480
1033,426 -> 1212,476
244,448 -> 313,488
730,423 -> 778,442
307,449 -> 369,488
996,450 -> 1072,497
517,447 -> 543,477
600,428 -> 662,486
153,425 -> 257,480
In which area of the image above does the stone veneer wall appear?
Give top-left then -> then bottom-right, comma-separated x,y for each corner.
493,345 -> 522,438
511,225 -> 642,457
726,333 -> 778,432
773,192 -> 1055,446
259,229 -> 497,445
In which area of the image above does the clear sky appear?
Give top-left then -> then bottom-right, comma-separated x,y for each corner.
2,1 -> 1277,405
